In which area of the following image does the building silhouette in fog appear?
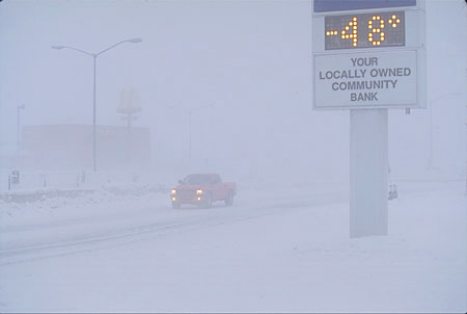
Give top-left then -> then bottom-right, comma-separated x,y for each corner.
20,124 -> 151,171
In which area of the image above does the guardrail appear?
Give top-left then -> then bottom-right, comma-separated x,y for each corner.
0,188 -> 95,203
0,169 -> 167,203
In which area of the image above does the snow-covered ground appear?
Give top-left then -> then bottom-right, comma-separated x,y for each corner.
0,180 -> 465,312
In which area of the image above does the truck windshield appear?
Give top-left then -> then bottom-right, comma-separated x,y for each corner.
184,174 -> 217,185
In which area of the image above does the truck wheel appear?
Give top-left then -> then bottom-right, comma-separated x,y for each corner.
225,194 -> 234,206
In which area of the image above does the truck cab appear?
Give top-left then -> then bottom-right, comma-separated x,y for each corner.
170,173 -> 236,209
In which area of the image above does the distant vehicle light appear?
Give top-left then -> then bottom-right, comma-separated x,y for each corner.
171,189 -> 176,195
196,189 -> 203,195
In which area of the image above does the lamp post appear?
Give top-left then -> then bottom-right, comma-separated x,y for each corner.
168,103 -> 214,167
16,104 -> 25,151
52,38 -> 142,172
427,92 -> 462,170
187,104 -> 214,164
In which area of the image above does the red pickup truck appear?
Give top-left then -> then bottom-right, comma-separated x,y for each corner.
170,173 -> 236,209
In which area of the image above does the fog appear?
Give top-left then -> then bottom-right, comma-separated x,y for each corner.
0,0 -> 465,185
0,1 -> 466,312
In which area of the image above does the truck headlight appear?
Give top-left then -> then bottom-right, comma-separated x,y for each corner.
171,189 -> 176,195
196,189 -> 203,195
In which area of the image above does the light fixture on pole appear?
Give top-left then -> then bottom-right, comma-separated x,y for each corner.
52,38 -> 142,172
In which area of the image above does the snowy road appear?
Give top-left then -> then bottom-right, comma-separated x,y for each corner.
0,183 -> 346,266
0,181 -> 465,312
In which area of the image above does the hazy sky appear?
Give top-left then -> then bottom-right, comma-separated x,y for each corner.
0,0 -> 466,182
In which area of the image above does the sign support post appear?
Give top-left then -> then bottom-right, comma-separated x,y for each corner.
312,0 -> 425,238
350,109 -> 388,237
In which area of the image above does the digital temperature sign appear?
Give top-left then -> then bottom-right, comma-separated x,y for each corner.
325,11 -> 405,50
312,0 -> 425,110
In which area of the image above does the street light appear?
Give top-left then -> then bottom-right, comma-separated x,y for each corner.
16,104 -> 25,151
187,104 -> 214,162
167,103 -> 215,168
427,92 -> 462,170
52,38 -> 142,172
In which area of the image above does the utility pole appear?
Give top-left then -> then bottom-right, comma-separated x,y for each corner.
16,104 -> 25,151
52,38 -> 142,171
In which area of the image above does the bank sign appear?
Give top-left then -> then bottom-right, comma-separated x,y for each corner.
314,50 -> 416,108
312,0 -> 426,109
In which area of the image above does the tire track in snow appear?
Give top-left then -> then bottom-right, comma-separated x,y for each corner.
0,191 -> 345,266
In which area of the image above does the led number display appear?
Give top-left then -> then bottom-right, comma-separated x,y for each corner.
325,11 -> 405,50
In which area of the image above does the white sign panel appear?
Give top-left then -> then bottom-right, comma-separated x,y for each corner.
313,50 -> 417,109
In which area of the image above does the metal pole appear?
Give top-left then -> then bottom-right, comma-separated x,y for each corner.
188,110 -> 192,163
428,100 -> 434,169
16,106 -> 20,150
16,104 -> 25,152
186,104 -> 212,167
127,112 -> 131,165
52,38 -> 142,172
350,109 -> 388,238
93,55 -> 97,172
